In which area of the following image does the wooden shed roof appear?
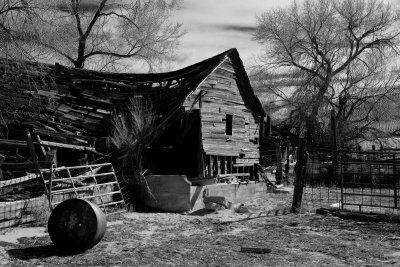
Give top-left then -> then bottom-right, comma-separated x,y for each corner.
0,48 -> 264,140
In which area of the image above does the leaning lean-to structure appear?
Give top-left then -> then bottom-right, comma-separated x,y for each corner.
0,48 -> 265,180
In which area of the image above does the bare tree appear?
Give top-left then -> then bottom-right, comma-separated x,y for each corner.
254,0 -> 400,144
1,0 -> 185,71
0,0 -> 43,59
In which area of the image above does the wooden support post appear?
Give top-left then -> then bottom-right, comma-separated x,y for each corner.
35,134 -> 47,159
24,129 -> 38,166
217,156 -> 221,175
393,153 -> 398,208
223,156 -> 227,174
48,165 -> 54,210
0,154 -> 4,181
266,115 -> 271,137
213,156 -> 218,176
275,141 -> 283,185
233,157 -> 237,174
207,155 -> 212,176
44,149 -> 57,169
292,139 -> 307,213
227,156 -> 232,174
259,116 -> 265,144
285,141 -> 290,175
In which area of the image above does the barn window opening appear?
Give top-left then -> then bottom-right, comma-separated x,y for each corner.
226,114 -> 233,135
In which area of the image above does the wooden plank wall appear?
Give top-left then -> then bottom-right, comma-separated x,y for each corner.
183,57 -> 261,179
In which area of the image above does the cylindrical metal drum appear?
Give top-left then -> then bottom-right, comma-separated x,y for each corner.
48,198 -> 107,252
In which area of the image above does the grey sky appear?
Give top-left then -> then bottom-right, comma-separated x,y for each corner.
172,0 -> 400,70
172,0 -> 288,70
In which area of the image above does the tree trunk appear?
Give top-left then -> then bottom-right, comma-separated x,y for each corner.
305,76 -> 331,143
292,139 -> 307,213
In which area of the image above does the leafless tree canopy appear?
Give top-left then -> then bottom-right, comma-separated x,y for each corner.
0,0 -> 41,60
0,0 -> 185,71
254,0 -> 400,144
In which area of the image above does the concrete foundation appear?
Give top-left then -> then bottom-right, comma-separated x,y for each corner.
143,175 -> 272,212
144,175 -> 191,212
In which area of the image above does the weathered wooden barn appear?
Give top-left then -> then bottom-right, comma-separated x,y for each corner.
0,48 -> 265,181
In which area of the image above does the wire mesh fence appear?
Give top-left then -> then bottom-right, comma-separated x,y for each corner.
301,146 -> 400,215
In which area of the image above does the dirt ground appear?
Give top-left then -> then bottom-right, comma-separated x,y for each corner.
1,191 -> 400,266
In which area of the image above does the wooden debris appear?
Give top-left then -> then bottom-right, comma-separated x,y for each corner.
0,173 -> 39,188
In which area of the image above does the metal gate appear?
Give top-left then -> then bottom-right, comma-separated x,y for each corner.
40,163 -> 126,217
338,150 -> 400,214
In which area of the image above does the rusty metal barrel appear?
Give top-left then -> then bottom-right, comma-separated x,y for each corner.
48,198 -> 107,252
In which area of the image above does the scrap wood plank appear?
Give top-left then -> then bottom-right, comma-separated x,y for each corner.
0,173 -> 39,188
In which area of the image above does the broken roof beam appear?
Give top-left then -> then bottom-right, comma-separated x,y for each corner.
37,140 -> 103,155
0,139 -> 27,149
0,138 -> 99,156
72,78 -> 142,90
32,128 -> 94,143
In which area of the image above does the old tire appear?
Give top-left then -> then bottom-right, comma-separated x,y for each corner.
48,198 -> 107,252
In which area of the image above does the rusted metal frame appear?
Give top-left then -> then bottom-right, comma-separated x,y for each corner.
43,172 -> 114,183
66,168 -> 79,199
89,165 -> 107,215
49,181 -> 117,195
51,191 -> 121,205
48,165 -> 55,210
110,164 -> 126,213
338,150 -> 400,211
42,162 -> 112,171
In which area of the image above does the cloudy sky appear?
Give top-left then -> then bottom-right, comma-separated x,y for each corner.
172,0 -> 400,70
175,0 -> 290,68
171,0 -> 294,70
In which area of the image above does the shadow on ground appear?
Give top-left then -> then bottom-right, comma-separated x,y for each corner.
8,245 -> 77,260
188,209 -> 217,216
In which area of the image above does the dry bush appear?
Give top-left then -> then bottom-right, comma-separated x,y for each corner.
110,98 -> 158,207
30,202 -> 51,226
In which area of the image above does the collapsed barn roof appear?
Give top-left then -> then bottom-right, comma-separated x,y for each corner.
0,48 -> 265,141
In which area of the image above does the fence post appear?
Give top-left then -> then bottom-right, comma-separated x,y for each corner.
285,141 -> 290,176
275,141 -> 283,185
330,110 -> 338,185
340,155 -> 344,210
292,139 -> 306,213
393,153 -> 398,209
